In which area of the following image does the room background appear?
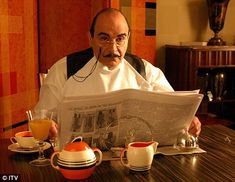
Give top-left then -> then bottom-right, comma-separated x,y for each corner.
1,0 -> 235,138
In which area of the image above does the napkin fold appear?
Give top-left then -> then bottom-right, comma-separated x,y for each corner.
156,146 -> 206,155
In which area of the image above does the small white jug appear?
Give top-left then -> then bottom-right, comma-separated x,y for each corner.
120,141 -> 158,171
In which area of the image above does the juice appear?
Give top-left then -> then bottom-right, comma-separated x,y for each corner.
29,119 -> 52,141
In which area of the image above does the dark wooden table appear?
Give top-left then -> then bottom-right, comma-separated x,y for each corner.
0,125 -> 234,182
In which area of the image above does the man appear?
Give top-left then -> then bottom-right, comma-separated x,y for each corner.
36,8 -> 201,137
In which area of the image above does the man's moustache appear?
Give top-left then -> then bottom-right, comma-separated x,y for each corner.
103,53 -> 121,58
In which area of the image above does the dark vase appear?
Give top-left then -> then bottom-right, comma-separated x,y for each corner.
212,72 -> 227,100
207,0 -> 230,46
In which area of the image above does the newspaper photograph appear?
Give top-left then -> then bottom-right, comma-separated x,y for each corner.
57,89 -> 203,151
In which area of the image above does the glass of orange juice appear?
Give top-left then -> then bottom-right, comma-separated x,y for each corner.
26,109 -> 53,166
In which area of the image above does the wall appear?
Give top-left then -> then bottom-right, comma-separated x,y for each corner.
0,0 -> 39,138
111,0 -> 157,65
157,0 -> 235,71
39,0 -> 109,73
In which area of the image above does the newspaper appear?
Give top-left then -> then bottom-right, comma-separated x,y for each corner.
57,89 -> 203,150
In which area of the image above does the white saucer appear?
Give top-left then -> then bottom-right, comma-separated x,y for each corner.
8,142 -> 51,154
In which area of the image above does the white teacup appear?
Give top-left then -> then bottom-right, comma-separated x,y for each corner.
10,131 -> 37,148
120,141 -> 158,171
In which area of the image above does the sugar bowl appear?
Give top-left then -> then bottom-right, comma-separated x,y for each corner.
50,137 -> 102,180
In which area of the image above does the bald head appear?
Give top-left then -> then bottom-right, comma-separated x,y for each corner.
90,8 -> 130,38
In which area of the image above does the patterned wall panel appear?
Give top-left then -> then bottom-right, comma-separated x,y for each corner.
110,0 -> 157,65
0,0 -> 39,138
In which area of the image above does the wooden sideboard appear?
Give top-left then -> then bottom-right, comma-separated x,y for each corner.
165,45 -> 235,119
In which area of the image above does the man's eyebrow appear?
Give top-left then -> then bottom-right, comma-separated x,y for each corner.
97,32 -> 128,37
117,33 -> 128,37
98,32 -> 109,37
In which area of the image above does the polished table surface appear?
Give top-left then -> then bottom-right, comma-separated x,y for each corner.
0,125 -> 234,182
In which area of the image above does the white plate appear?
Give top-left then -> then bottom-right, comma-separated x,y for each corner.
8,142 -> 51,154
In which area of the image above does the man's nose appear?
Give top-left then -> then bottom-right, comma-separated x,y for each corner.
102,39 -> 120,53
109,40 -> 118,51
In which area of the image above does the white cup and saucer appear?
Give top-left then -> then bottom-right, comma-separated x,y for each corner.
8,131 -> 50,153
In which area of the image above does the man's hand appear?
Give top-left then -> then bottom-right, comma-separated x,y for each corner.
188,116 -> 201,137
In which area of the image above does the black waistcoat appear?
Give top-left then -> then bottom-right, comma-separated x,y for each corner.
66,47 -> 146,80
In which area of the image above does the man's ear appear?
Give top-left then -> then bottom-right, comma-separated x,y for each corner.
88,33 -> 93,47
127,32 -> 131,40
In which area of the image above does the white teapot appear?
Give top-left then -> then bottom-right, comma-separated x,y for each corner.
50,137 -> 102,180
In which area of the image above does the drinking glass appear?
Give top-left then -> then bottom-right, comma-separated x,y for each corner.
26,109 -> 53,166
